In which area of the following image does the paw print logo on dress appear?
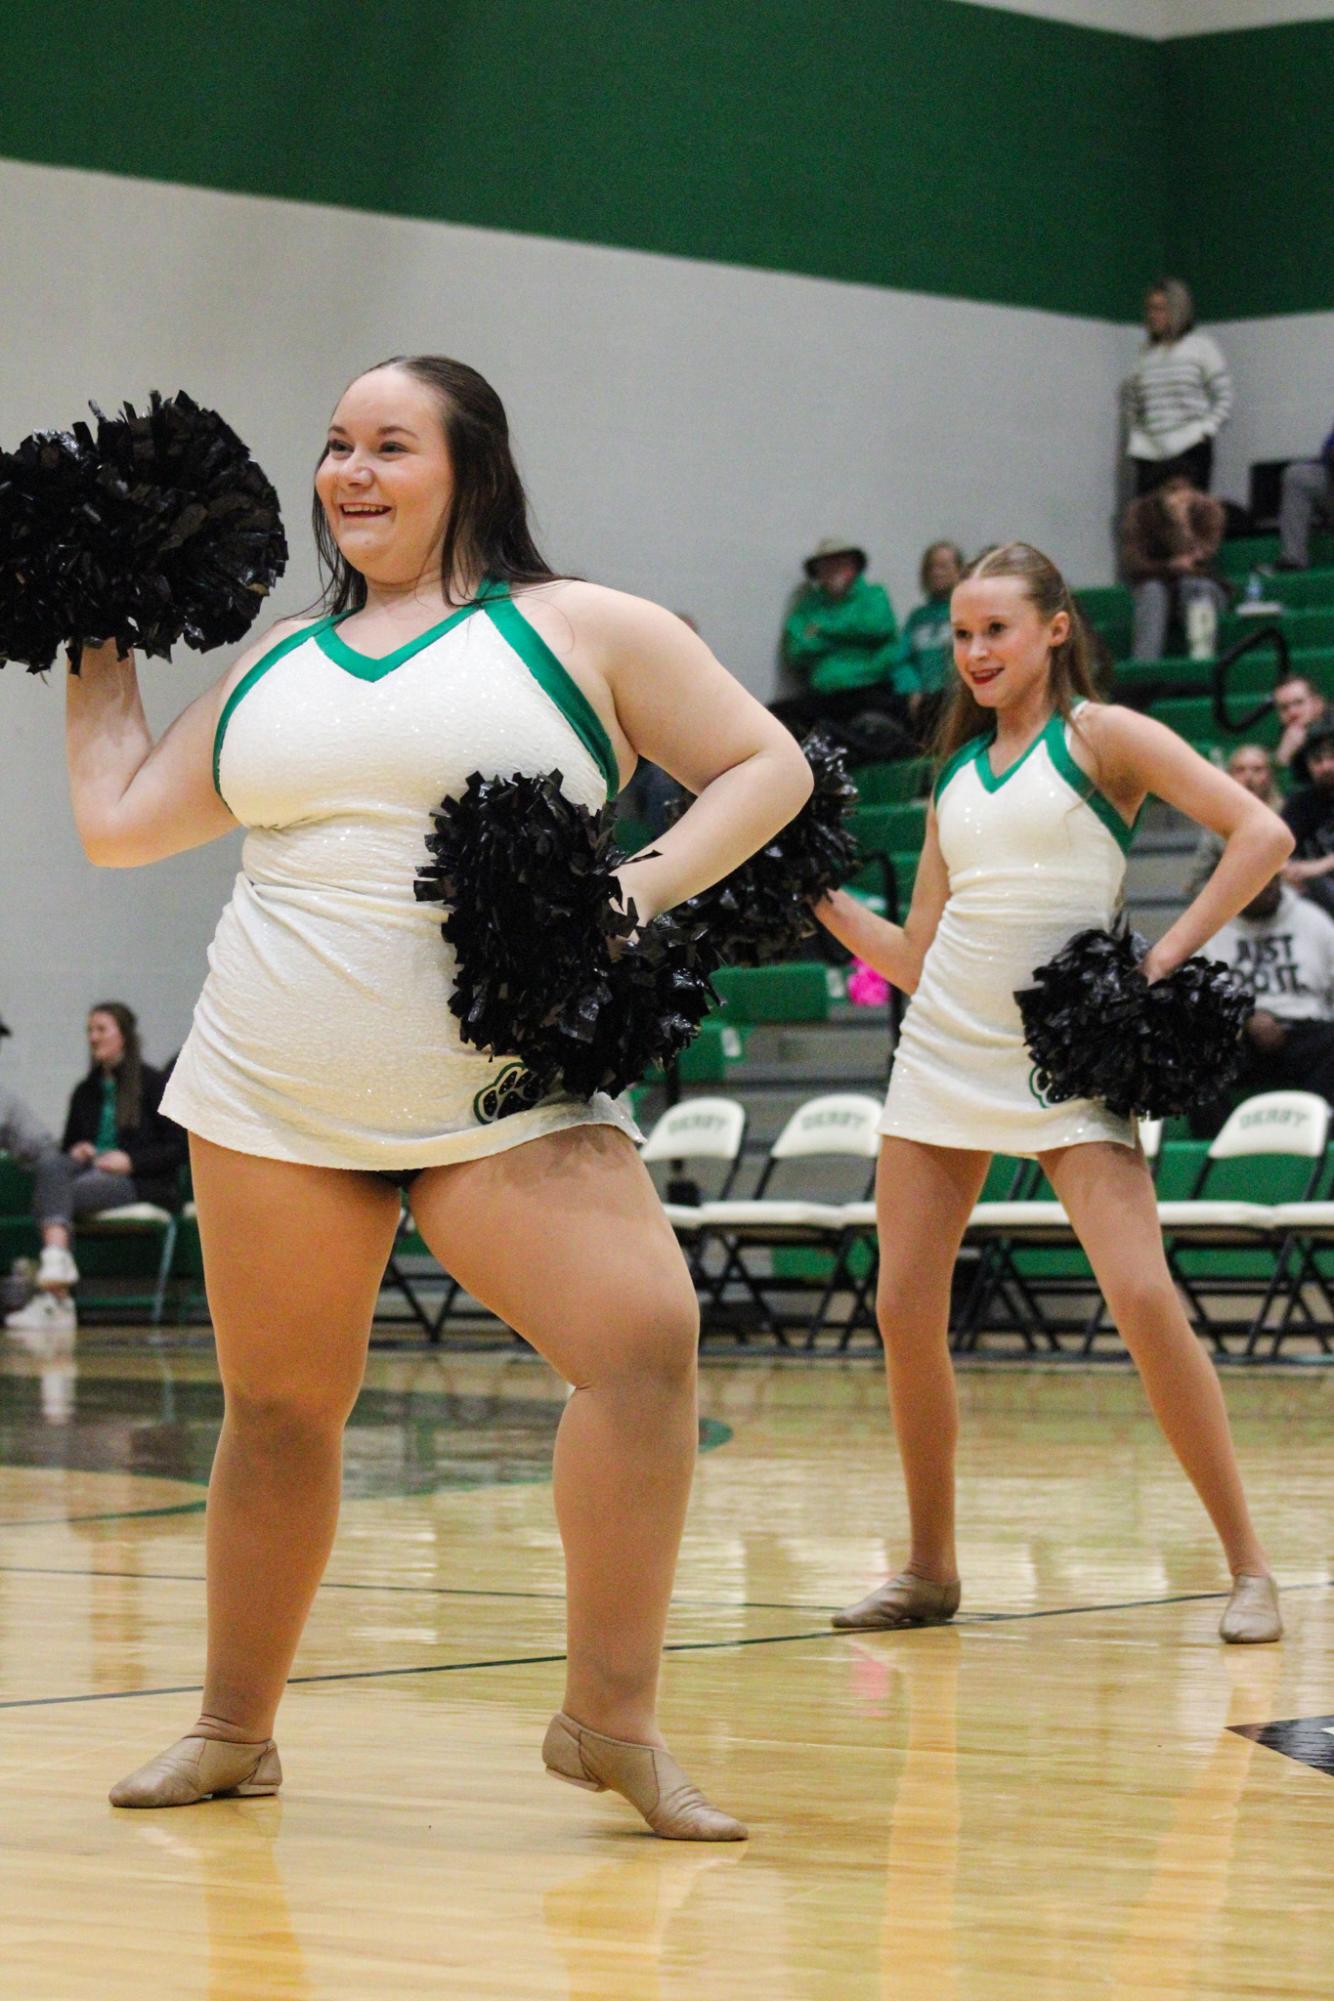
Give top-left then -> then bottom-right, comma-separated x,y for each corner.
1027,1063 -> 1053,1109
473,1062 -> 544,1124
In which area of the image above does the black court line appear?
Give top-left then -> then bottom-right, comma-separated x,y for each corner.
3,1580 -> 1329,1712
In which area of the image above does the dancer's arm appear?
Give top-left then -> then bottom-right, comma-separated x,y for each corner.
810,808 -> 950,995
542,585 -> 813,920
66,621 -> 313,867
1073,705 -> 1294,981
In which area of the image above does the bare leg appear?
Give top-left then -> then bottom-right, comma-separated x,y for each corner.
189,1136 -> 401,1741
1042,1140 -> 1270,1578
875,1140 -> 990,1585
409,1126 -> 699,1746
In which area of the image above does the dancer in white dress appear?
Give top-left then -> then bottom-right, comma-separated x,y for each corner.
67,356 -> 812,1835
816,542 -> 1289,1645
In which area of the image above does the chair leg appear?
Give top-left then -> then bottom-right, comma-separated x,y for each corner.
150,1220 -> 179,1328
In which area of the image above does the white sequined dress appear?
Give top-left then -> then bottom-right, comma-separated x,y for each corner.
879,706 -> 1139,1157
163,584 -> 638,1170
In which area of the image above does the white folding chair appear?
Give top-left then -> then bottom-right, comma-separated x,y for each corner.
1157,1091 -> 1329,1352
639,1097 -> 748,1236
75,1202 -> 180,1327
694,1093 -> 882,1344
955,1119 -> 1163,1351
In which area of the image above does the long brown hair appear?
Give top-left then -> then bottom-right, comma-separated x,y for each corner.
87,1000 -> 143,1130
932,542 -> 1101,769
311,355 -> 560,614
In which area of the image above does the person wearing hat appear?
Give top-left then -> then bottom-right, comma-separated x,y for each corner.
1281,715 -> 1334,921
0,1014 -> 81,1335
772,538 -> 905,750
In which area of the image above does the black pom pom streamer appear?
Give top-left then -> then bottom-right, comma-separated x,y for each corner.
0,391 -> 288,674
415,770 -> 718,1104
1015,921 -> 1253,1121
676,729 -> 861,967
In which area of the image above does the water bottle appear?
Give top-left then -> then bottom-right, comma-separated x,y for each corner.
1243,569 -> 1265,607
1186,592 -> 1218,660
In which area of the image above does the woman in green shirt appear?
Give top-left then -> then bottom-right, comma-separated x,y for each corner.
893,541 -> 963,741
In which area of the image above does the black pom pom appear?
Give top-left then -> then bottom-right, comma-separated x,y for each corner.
415,770 -> 718,1103
1015,922 -> 1253,1121
0,391 -> 287,674
677,729 -> 860,966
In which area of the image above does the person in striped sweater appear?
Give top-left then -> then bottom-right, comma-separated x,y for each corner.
1126,279 -> 1233,496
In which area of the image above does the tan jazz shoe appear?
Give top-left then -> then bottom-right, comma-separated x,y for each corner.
1219,1572 -> 1282,1645
109,1734 -> 282,1808
542,1712 -> 747,1841
832,1570 -> 962,1631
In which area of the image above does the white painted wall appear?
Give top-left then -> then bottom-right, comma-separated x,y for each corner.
954,0 -> 1334,36
0,158 -> 1134,1122
1210,309 -> 1334,503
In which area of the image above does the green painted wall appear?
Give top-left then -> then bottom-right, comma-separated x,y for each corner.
1,0 -> 1165,320
1163,20 -> 1334,321
0,2 -> 1329,322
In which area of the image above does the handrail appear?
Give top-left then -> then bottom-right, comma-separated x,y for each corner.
1210,621 -> 1291,736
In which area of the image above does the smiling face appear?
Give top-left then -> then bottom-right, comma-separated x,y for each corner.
314,367 -> 456,590
950,575 -> 1069,714
87,1010 -> 125,1069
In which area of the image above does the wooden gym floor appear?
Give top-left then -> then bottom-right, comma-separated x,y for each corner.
1,1340 -> 1331,2000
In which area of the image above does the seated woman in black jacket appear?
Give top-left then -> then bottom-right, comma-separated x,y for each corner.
62,1000 -> 185,1217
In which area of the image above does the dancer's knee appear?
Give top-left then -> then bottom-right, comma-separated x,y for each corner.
223,1370 -> 359,1444
877,1264 -> 950,1349
580,1270 -> 699,1393
1104,1266 -> 1180,1339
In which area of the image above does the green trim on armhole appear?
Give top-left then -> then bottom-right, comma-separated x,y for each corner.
482,593 -> 620,799
932,732 -> 986,806
1047,710 -> 1139,854
212,618 -> 336,799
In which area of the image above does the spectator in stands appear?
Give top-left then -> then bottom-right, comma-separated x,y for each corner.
893,540 -> 963,741
1281,717 -> 1334,919
0,1012 -> 81,1337
1276,418 -> 1334,571
1187,745 -> 1282,896
1274,672 -> 1329,787
773,537 -> 908,754
1121,473 -> 1227,660
1195,874 -> 1334,1132
1125,279 -> 1233,496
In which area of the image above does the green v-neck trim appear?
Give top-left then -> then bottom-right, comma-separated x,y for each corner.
1047,707 -> 1140,854
315,589 -> 496,680
481,591 -> 620,799
976,712 -> 1059,791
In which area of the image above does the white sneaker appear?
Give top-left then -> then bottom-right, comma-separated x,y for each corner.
37,1245 -> 80,1288
5,1290 -> 77,1336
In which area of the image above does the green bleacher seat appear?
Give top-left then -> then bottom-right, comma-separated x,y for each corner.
1221,606 -> 1334,651
848,801 -> 926,852
1075,584 -> 1132,625
711,961 -> 833,1023
1149,695 -> 1282,751
1217,533 -> 1334,579
1267,565 -> 1334,611
849,758 -> 930,805
0,1154 -> 38,1267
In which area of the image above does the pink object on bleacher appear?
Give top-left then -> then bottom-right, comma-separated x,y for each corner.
847,958 -> 890,1007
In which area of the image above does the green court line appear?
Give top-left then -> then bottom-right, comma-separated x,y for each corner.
3,1581 -> 1328,1711
0,1501 -> 208,1530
